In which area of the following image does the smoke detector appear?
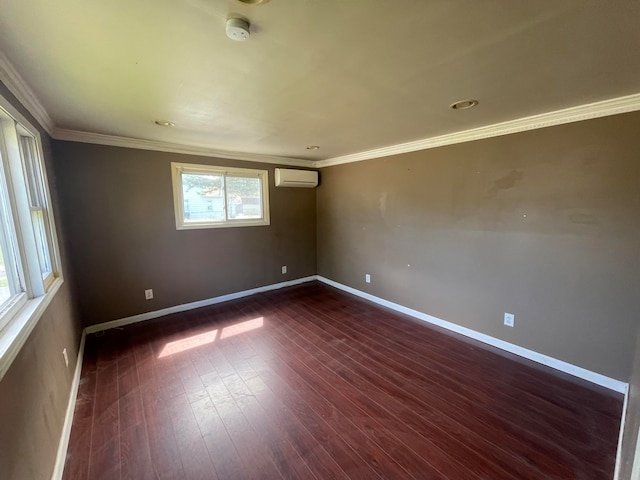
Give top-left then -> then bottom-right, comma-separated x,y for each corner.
226,18 -> 250,41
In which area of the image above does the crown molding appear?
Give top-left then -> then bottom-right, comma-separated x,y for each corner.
314,93 -> 640,169
0,51 -> 55,134
2,44 -> 638,170
51,128 -> 313,167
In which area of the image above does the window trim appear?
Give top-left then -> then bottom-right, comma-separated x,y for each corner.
171,162 -> 270,230
0,91 -> 64,382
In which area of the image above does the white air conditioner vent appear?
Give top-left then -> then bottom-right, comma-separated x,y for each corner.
275,168 -> 318,188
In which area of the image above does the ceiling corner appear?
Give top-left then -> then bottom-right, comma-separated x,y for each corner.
0,51 -> 55,134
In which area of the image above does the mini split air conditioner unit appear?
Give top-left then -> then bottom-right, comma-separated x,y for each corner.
275,168 -> 318,188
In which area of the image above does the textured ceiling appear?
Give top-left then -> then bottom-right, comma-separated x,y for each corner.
0,0 -> 639,162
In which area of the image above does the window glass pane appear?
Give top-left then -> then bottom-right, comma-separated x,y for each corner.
181,173 -> 225,222
31,208 -> 51,277
0,147 -> 12,308
0,243 -> 10,306
20,137 -> 42,206
0,164 -> 21,308
226,176 -> 262,220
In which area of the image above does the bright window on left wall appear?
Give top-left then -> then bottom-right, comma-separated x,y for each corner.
0,100 -> 61,337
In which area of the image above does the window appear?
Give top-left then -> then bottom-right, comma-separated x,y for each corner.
0,96 -> 61,348
20,135 -> 54,287
171,162 -> 270,229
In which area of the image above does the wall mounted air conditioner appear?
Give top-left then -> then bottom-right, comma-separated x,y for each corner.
275,168 -> 319,188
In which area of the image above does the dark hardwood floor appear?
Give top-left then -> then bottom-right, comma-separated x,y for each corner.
62,281 -> 623,480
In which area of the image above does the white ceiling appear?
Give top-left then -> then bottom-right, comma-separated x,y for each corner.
0,0 -> 639,164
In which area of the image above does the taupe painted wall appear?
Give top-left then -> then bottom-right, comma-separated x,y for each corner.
52,141 -> 317,326
0,82 -> 82,480
0,288 -> 79,480
620,329 -> 640,479
317,112 -> 640,381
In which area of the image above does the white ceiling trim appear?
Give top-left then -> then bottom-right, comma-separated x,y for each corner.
51,128 -> 313,167
314,93 -> 640,169
0,51 -> 54,134
0,53 -> 311,167
2,48 -> 639,170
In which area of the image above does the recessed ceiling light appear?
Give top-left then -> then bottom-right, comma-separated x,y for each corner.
450,99 -> 479,110
306,145 -> 320,150
154,120 -> 175,127
235,0 -> 269,4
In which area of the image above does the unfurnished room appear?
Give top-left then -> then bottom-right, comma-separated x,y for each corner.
0,1 -> 639,479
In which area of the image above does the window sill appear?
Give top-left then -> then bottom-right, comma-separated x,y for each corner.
0,277 -> 64,381
177,219 -> 271,230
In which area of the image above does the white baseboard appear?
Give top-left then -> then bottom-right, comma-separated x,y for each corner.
316,276 -> 628,394
52,275 -> 629,480
85,276 -> 318,334
614,387 -> 631,480
631,433 -> 640,480
52,277 -> 318,478
85,273 -> 628,393
51,330 -> 86,480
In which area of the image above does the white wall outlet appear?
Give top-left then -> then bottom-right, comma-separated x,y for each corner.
281,265 -> 287,274
62,348 -> 69,367
504,312 -> 515,327
145,289 -> 153,300
365,274 -> 371,283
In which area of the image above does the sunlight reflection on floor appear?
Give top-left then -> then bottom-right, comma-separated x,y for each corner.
158,317 -> 264,358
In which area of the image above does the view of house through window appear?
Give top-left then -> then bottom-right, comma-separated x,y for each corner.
225,176 -> 262,220
182,173 -> 225,222
172,163 -> 269,229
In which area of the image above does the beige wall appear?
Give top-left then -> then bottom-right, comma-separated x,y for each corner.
51,141 -> 317,326
317,112 -> 640,381
0,82 -> 82,480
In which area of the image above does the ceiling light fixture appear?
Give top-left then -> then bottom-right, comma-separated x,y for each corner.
226,18 -> 251,41
154,120 -> 175,126
235,0 -> 269,4
450,99 -> 479,110
306,145 -> 320,150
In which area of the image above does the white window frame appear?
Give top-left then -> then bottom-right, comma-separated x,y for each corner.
18,132 -> 56,289
0,92 -> 63,381
171,162 -> 270,230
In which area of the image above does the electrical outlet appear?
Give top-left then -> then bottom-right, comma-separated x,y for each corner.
365,274 -> 371,283
62,348 -> 69,367
281,265 -> 287,274
145,289 -> 153,300
504,312 -> 515,327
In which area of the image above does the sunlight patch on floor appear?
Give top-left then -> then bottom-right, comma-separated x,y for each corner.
158,317 -> 264,358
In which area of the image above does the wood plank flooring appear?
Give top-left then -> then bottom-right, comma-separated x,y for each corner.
62,281 -> 623,480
